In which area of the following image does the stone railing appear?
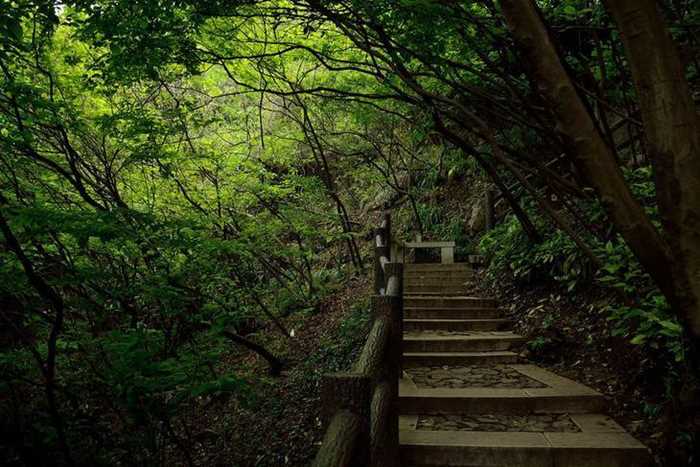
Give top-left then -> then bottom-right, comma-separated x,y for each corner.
404,240 -> 456,264
312,212 -> 403,467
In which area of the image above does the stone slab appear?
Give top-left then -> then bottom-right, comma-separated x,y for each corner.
401,430 -> 550,447
405,291 -> 471,297
416,413 -> 580,433
405,297 -> 498,309
400,430 -> 651,467
405,241 -> 456,248
570,414 -> 626,433
399,382 -> 606,414
405,308 -> 503,320
404,319 -> 512,332
400,415 -> 419,431
511,365 -> 601,396
403,351 -> 519,367
403,332 -> 525,353
401,431 -> 553,467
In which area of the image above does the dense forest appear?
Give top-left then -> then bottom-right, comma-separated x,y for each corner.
1,0 -> 699,466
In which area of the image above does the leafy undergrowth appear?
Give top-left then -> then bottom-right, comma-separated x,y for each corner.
474,268 -> 696,467
178,275 -> 372,467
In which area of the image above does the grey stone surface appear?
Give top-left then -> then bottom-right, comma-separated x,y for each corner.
416,413 -> 580,433
404,330 -> 515,338
405,365 -> 547,389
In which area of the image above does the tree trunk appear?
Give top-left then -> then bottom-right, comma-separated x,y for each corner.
499,0 -> 676,306
432,113 -> 542,243
0,200 -> 74,466
604,0 -> 700,337
222,330 -> 284,376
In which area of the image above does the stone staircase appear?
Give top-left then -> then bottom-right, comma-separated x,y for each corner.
399,262 -> 652,467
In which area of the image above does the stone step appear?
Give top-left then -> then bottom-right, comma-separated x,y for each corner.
404,288 -> 467,297
403,351 -> 519,367
405,307 -> 503,320
404,275 -> 472,282
399,429 -> 651,467
405,280 -> 469,285
405,285 -> 469,294
405,267 -> 472,273
406,263 -> 472,271
405,297 -> 498,309
399,365 -> 606,415
404,319 -> 512,332
404,278 -> 470,285
400,387 -> 606,415
405,291 -> 470,297
403,332 -> 524,353
403,264 -> 474,275
404,276 -> 471,290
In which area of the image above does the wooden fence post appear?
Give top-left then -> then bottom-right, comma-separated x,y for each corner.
320,373 -> 371,465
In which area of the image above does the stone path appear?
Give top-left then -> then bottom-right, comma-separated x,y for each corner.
416,413 -> 580,433
398,261 -> 651,467
405,365 -> 547,389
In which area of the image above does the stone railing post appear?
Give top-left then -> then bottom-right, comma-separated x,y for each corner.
373,237 -> 388,294
373,213 -> 392,294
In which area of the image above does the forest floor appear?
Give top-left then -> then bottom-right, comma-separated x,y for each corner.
473,268 -> 692,467
181,276 -> 372,467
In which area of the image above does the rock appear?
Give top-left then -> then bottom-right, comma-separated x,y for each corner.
467,201 -> 486,232
627,421 -> 643,433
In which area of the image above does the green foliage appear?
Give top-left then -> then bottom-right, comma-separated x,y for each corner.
598,240 -> 684,362
479,168 -> 685,363
306,297 -> 372,374
0,4 -> 388,462
479,213 -> 590,292
102,329 -> 247,416
528,336 -> 552,352
605,296 -> 684,362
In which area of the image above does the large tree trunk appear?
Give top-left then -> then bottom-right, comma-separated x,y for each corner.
499,0 -> 677,312
604,0 -> 700,337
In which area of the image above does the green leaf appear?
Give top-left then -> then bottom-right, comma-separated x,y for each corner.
630,334 -> 646,345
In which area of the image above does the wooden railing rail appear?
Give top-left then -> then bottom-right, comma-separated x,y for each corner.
313,211 -> 403,467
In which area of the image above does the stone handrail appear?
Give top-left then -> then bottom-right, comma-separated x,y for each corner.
404,240 -> 456,264
312,211 -> 403,467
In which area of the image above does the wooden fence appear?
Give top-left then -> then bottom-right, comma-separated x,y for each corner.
312,212 -> 403,467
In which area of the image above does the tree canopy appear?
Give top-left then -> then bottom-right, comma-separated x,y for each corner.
1,1 -> 699,465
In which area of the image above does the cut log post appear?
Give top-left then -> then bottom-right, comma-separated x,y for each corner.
312,411 -> 362,467
383,262 -> 404,379
354,314 -> 391,381
370,382 -> 398,467
319,373 -> 371,466
368,275 -> 402,467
